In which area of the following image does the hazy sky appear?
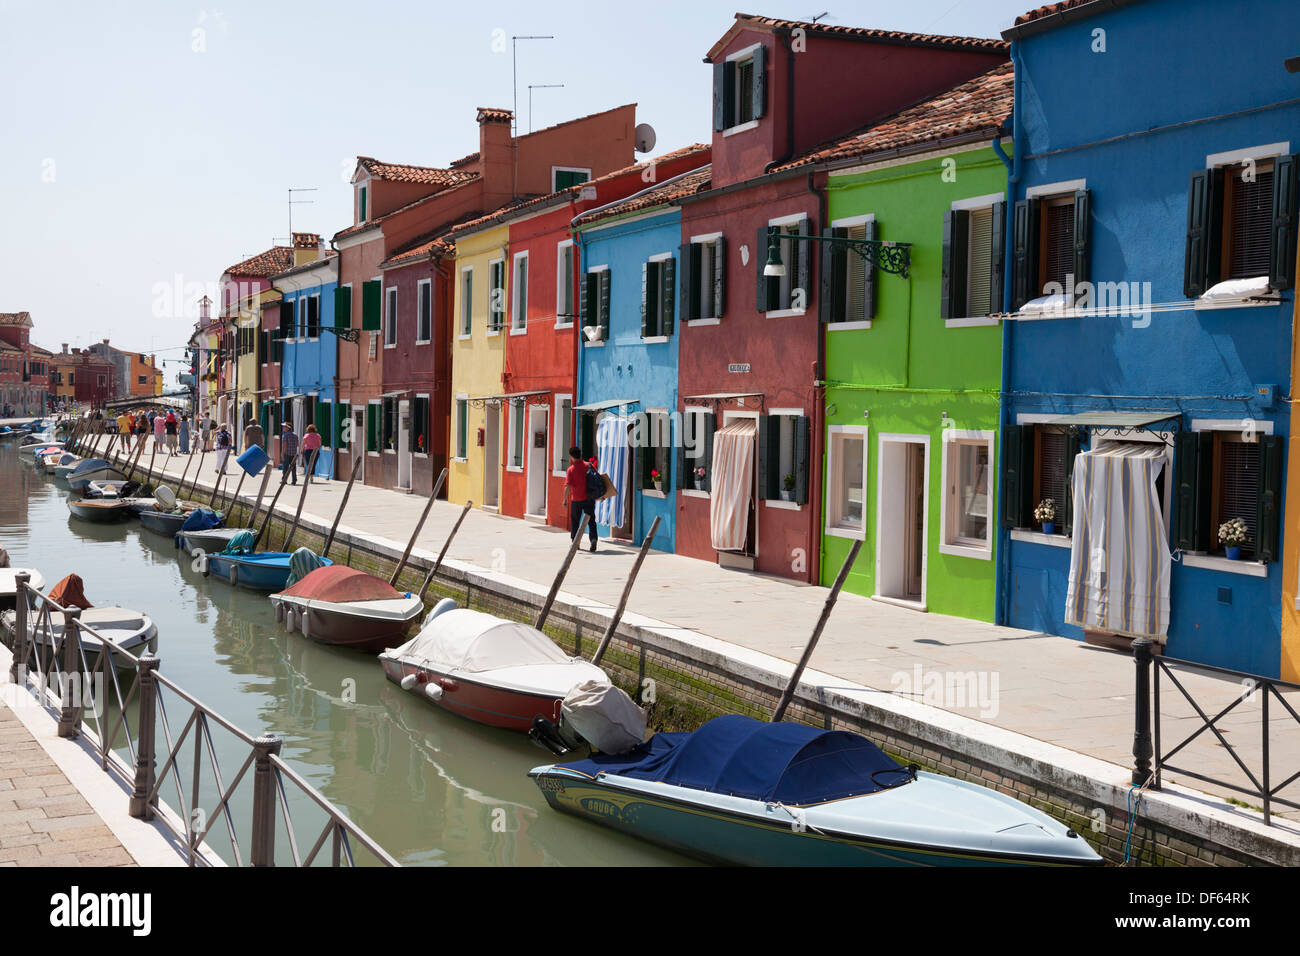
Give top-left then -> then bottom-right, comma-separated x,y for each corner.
0,0 -> 1031,384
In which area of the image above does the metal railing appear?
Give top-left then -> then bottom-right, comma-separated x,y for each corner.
6,574 -> 398,866
1131,636 -> 1300,825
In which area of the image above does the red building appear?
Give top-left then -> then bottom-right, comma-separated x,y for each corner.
673,14 -> 1008,581
0,312 -> 45,416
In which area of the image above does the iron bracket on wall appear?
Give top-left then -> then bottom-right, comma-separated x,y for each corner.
767,231 -> 912,278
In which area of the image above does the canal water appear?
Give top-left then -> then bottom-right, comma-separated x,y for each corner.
1,441 -> 688,866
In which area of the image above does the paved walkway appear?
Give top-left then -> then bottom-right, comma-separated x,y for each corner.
106,438 -> 1300,819
0,701 -> 134,866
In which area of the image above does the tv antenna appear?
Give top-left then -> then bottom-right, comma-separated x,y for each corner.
808,11 -> 829,22
512,35 -> 555,197
288,186 -> 317,237
528,83 -> 564,134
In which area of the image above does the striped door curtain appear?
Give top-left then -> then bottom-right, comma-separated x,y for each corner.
710,419 -> 758,552
1064,443 -> 1171,641
594,415 -> 631,528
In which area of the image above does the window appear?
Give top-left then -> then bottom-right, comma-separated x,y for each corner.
556,242 -> 576,327
826,427 -> 868,536
460,268 -> 473,336
580,268 -> 611,341
455,398 -> 469,459
553,168 -> 590,191
941,433 -> 994,558
1002,424 -> 1080,535
713,45 -> 766,131
553,395 -> 573,474
681,236 -> 725,322
137,375 -> 146,385
488,259 -> 505,331
384,287 -> 397,347
1185,151 -> 1298,296
639,411 -> 671,491
359,185 -> 367,223
416,279 -> 432,343
508,399 -> 525,469
1011,186 -> 1091,309
365,402 -> 379,453
758,413 -> 809,504
823,219 -> 876,324
512,252 -> 529,332
1175,427 -> 1282,560
641,256 -> 676,338
941,201 -> 1006,321
412,395 -> 429,454
307,294 -> 321,338
758,219 -> 810,314
381,396 -> 396,451
678,410 -> 715,492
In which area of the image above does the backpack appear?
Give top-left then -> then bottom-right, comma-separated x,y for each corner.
584,462 -> 603,500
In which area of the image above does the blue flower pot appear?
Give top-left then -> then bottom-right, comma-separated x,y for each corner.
1225,545 -> 1242,560
1041,521 -> 1055,535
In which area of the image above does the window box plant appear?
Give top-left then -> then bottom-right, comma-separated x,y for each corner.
693,465 -> 706,490
1219,517 -> 1248,560
1035,498 -> 1057,535
781,473 -> 796,502
650,468 -> 662,493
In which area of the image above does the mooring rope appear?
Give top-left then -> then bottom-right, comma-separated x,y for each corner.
1123,772 -> 1156,866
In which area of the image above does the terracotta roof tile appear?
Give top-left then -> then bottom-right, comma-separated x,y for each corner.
379,212 -> 487,269
574,165 -> 712,227
772,63 -> 1013,171
449,151 -> 480,168
476,106 -> 512,124
707,12 -> 1008,60
271,251 -> 338,280
0,312 -> 33,327
1013,0 -> 1099,27
356,156 -> 476,187
222,246 -> 295,278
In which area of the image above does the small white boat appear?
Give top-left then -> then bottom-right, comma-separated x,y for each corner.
0,568 -> 46,613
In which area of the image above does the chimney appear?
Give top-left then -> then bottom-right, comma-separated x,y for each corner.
61,342 -> 68,354
477,106 -> 514,211
292,232 -> 322,266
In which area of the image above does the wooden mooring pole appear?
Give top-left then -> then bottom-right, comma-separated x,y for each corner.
417,501 -> 473,602
590,516 -> 660,667
535,513 -> 588,631
279,449 -> 320,551
256,466 -> 294,543
245,468 -> 274,532
389,468 -> 448,586
322,455 -> 363,560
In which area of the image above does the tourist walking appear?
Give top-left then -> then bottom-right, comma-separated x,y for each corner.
200,415 -> 212,452
562,445 -> 599,553
279,421 -> 299,484
134,413 -> 149,454
165,411 -> 179,455
152,411 -> 166,451
243,419 -> 265,454
301,424 -> 322,484
214,422 -> 232,474
179,415 -> 190,455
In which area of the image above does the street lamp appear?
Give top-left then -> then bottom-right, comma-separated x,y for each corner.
763,229 -> 912,279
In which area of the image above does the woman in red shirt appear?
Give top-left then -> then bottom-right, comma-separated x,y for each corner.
301,424 -> 323,484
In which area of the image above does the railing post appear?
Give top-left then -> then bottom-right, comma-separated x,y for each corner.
129,654 -> 160,820
1132,637 -> 1153,786
57,608 -> 82,738
250,734 -> 282,867
9,572 -> 29,685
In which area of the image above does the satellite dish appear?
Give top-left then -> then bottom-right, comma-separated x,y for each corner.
634,123 -> 657,153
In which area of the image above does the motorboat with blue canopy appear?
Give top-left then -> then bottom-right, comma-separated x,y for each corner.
201,536 -> 332,592
530,715 -> 1102,867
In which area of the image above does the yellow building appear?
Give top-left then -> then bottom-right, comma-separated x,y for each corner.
1280,238 -> 1300,682
447,223 -> 510,509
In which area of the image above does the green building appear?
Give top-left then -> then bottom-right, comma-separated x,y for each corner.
811,64 -> 1012,621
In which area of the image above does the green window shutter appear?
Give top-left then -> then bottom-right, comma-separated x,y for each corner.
713,61 -> 734,131
794,416 -> 810,505
334,286 -> 352,329
862,219 -> 878,320
315,400 -> 330,445
1001,424 -> 1033,528
1184,169 -> 1221,298
359,186 -> 367,222
1256,435 -> 1283,561
751,43 -> 766,121
579,271 -> 591,326
796,217 -> 812,309
1011,199 -> 1039,310
1061,431 -> 1083,536
1072,189 -> 1091,289
640,261 -> 650,337
366,404 -> 378,452
1174,430 -> 1213,551
334,402 -> 349,449
259,403 -> 269,435
598,270 -> 611,340
757,415 -> 780,500
713,236 -> 726,319
942,210 -> 970,320
660,256 -> 675,336
755,226 -> 773,313
1270,153 -> 1299,291
680,243 -> 697,322
989,201 -> 1007,313
701,413 -> 715,492
362,280 -> 382,331
820,227 -> 846,323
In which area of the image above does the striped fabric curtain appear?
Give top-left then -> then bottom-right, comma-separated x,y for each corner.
1064,443 -> 1171,641
709,419 -> 757,552
594,415 -> 630,527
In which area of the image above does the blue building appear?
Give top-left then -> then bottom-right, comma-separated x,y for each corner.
271,254 -> 340,479
997,0 -> 1300,676
573,174 -> 703,552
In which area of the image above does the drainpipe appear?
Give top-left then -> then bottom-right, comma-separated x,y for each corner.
811,167 -> 826,587
993,44 -> 1024,627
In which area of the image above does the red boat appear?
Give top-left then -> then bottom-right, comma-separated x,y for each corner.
378,601 -> 609,731
270,565 -> 424,653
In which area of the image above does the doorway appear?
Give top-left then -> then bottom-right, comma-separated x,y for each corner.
352,408 -> 365,482
397,399 -> 412,490
875,434 -> 929,607
526,403 -> 548,517
483,402 -> 500,509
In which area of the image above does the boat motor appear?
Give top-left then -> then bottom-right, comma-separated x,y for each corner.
528,716 -> 586,757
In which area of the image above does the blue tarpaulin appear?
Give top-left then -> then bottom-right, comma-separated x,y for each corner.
557,714 -> 906,805
179,508 -> 223,532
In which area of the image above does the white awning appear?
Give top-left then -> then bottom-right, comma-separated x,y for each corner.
575,398 -> 639,412
1042,411 -> 1178,429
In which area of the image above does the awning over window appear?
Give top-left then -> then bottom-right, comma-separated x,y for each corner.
575,397 -> 639,412
469,389 -> 550,405
681,392 -> 763,402
1042,411 -> 1178,429
710,419 -> 757,553
1064,443 -> 1170,641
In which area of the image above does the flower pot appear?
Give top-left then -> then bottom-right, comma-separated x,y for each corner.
1041,521 -> 1055,535
780,490 -> 794,502
1225,545 -> 1242,560
653,480 -> 663,493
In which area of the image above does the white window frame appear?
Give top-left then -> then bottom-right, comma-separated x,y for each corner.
553,393 -> 573,475
511,251 -> 529,335
506,398 -> 525,472
722,42 -> 763,136
825,425 -> 869,539
765,407 -> 804,512
688,231 -> 724,325
384,286 -> 398,348
413,391 -> 430,457
415,278 -> 432,345
454,394 -> 469,461
939,429 -> 995,560
459,267 -> 474,339
828,213 -> 875,331
556,240 -> 576,329
1181,418 -> 1270,577
765,212 -> 808,318
552,166 -> 591,191
487,257 -> 505,336
583,263 -> 609,347
948,193 -> 1005,328
367,399 -> 382,457
680,405 -> 711,499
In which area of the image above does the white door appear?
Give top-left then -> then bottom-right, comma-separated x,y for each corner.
875,435 -> 929,606
398,399 -> 412,490
483,403 -> 500,508
526,404 -> 548,516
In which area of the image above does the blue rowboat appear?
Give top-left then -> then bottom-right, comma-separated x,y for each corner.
529,715 -> 1102,867
201,550 -> 332,592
